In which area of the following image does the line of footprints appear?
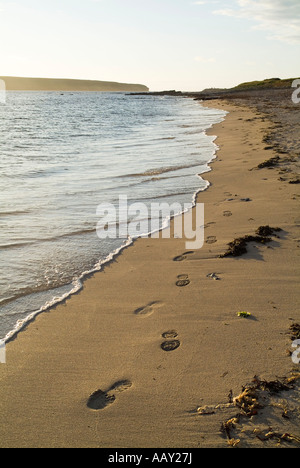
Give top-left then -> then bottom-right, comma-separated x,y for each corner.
160,270 -> 189,352
87,255 -> 190,410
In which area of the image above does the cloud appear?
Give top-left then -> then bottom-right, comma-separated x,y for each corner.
194,56 -> 216,63
214,0 -> 300,44
192,0 -> 220,5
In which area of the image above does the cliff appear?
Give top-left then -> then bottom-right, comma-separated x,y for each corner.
0,76 -> 149,92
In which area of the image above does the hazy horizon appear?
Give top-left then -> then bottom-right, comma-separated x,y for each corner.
1,74 -> 299,94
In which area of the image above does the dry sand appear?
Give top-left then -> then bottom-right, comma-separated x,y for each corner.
0,100 -> 299,448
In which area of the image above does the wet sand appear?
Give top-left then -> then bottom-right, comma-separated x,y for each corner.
0,99 -> 299,448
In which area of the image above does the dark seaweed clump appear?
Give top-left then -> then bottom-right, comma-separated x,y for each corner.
257,156 -> 280,169
255,225 -> 282,237
220,226 -> 282,258
289,323 -> 300,341
289,179 -> 300,184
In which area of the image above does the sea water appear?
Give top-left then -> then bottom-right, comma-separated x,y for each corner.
0,92 -> 226,340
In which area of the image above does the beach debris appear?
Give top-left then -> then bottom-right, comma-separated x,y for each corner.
256,156 -> 280,169
240,197 -> 252,202
255,225 -> 282,237
255,430 -> 300,445
196,373 -> 300,447
285,371 -> 300,386
288,323 -> 300,340
197,405 -> 216,415
234,374 -> 299,414
220,235 -> 272,257
289,178 -> 300,184
233,385 -> 261,417
262,132 -> 273,145
221,417 -> 240,441
237,311 -> 252,318
227,438 -> 241,447
206,272 -> 221,281
220,226 -> 281,258
221,380 -> 297,446
287,324 -> 300,361
197,402 -> 234,415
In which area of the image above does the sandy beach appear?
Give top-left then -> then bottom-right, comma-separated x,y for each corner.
0,97 -> 299,448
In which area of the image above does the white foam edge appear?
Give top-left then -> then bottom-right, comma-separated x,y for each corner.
4,104 -> 227,343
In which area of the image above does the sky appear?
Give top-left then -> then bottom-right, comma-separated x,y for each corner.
0,0 -> 299,91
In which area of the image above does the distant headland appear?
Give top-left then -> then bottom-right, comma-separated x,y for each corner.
130,77 -> 299,100
0,76 -> 149,92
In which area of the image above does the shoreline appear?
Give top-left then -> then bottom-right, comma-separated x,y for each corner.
0,99 -> 299,448
3,102 -> 226,344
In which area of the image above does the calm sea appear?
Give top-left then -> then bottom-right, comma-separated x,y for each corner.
0,92 -> 226,340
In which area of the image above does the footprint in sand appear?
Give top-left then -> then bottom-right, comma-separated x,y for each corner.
87,380 -> 132,410
176,274 -> 190,287
161,331 -> 181,352
173,251 -> 194,262
223,210 -> 232,217
134,301 -> 163,317
206,236 -> 217,244
161,340 -> 181,352
162,330 -> 178,339
204,222 -> 216,228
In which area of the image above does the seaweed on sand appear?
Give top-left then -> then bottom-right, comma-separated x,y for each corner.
255,225 -> 282,237
257,156 -> 280,169
220,235 -> 272,257
220,226 -> 282,258
220,374 -> 300,447
289,178 -> 300,184
289,323 -> 300,340
196,370 -> 300,447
